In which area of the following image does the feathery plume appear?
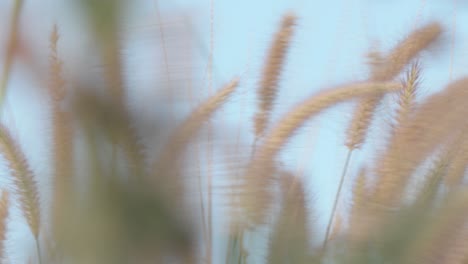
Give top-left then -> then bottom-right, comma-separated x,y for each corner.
48,24 -> 66,102
394,61 -> 421,129
243,81 -> 399,224
155,78 -> 239,196
372,22 -> 441,81
48,25 -> 73,240
346,22 -> 442,149
254,13 -> 296,139
372,77 -> 468,214
0,125 -> 40,238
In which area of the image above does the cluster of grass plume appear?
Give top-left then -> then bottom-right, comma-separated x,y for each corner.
2,1 -> 468,264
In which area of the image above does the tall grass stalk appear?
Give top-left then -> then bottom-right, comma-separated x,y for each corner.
0,0 -> 23,110
322,149 -> 353,249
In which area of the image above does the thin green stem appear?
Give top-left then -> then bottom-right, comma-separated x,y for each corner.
226,228 -> 240,264
322,149 -> 353,250
206,1 -> 215,263
35,237 -> 42,264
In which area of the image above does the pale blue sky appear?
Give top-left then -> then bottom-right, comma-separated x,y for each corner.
1,0 -> 468,263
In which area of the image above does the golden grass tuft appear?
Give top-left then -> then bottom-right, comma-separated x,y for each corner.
48,25 -> 66,102
254,13 -> 297,139
155,78 -> 239,197
394,61 -> 421,129
243,81 -> 399,224
48,25 -> 73,240
346,22 -> 442,149
372,77 -> 468,210
0,126 -> 40,239
372,22 -> 442,81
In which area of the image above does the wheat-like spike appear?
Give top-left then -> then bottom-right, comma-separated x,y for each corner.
372,22 -> 441,81
243,81 -> 399,224
346,22 -> 442,149
268,172 -> 310,264
155,78 -> 239,195
394,61 -> 420,129
48,25 -> 73,235
258,82 -> 399,165
0,191 -> 9,260
0,125 -> 40,238
254,13 -> 296,139
345,98 -> 376,149
351,78 -> 468,246
49,24 -> 66,102
372,77 -> 468,211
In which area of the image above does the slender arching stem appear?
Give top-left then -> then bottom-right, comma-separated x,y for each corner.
322,149 -> 353,250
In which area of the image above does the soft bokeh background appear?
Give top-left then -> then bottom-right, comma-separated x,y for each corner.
0,0 -> 467,262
